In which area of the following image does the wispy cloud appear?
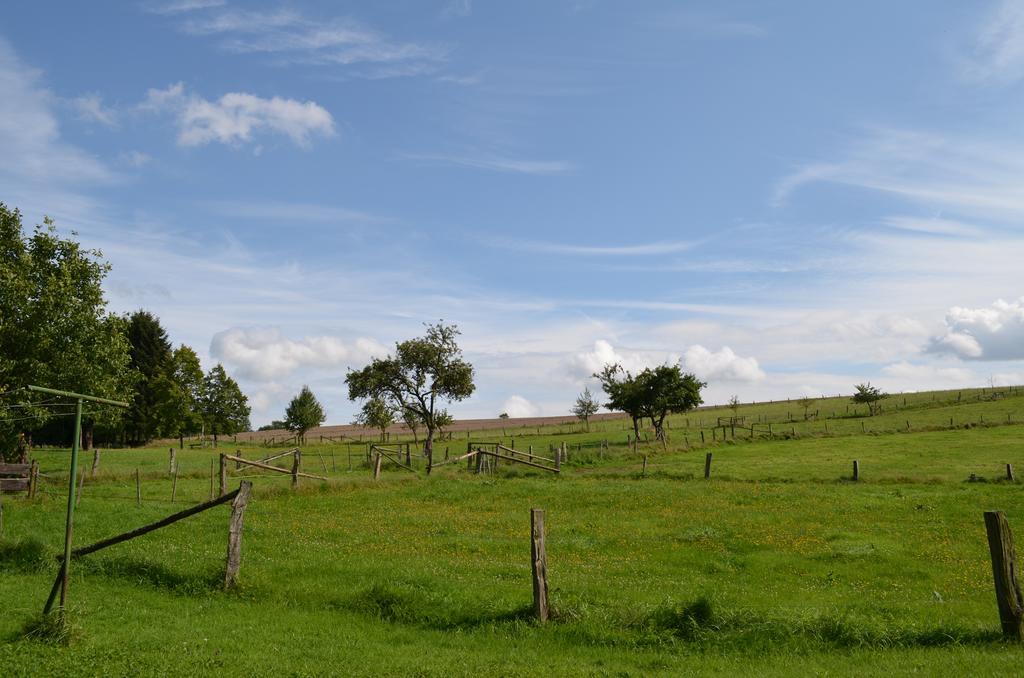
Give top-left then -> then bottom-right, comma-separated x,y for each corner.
487,238 -> 697,256
204,200 -> 387,224
143,0 -> 225,14
881,215 -> 984,238
404,153 -> 574,174
70,93 -> 119,127
442,0 -> 472,18
163,7 -> 448,75
961,0 -> 1024,83
140,82 -> 335,148
646,9 -> 765,38
774,126 -> 1024,222
0,38 -> 114,185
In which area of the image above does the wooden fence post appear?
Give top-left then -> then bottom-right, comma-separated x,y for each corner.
642,455 -> 648,477
235,449 -> 244,470
373,451 -> 382,480
224,481 -> 253,589
91,448 -> 100,477
171,466 -> 179,502
704,452 -> 712,479
984,511 -> 1024,641
169,448 -> 176,476
853,460 -> 860,482
219,453 -> 227,497
531,508 -> 549,623
1008,464 -> 1016,482
292,449 -> 301,488
29,459 -> 39,499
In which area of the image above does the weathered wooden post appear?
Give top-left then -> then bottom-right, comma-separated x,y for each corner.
291,449 -> 301,488
530,508 -> 549,623
235,449 -> 244,471
91,448 -> 100,477
135,468 -> 142,507
373,450 -> 383,480
219,453 -> 228,497
171,466 -> 179,503
555,450 -> 561,473
29,459 -> 39,499
224,480 -> 253,589
853,460 -> 860,482
642,455 -> 648,477
984,511 -> 1024,641
169,448 -> 176,476
1008,464 -> 1016,482
704,452 -> 712,479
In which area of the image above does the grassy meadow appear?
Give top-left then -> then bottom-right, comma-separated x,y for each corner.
2,387 -> 1024,676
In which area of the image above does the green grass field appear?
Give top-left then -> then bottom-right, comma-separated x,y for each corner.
3,388 -> 1024,676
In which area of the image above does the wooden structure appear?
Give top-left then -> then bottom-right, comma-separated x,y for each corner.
984,511 -> 1024,641
531,508 -> 549,622
0,461 -> 39,498
219,450 -> 325,495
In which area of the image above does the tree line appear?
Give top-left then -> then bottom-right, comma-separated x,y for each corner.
0,203 -> 250,460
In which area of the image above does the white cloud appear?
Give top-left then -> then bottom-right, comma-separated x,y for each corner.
567,340 -> 764,383
682,345 -> 765,382
210,327 -> 388,380
70,93 -> 118,127
881,361 -> 975,384
928,298 -> 1024,360
962,0 -> 1024,83
404,153 -> 574,175
502,395 -> 540,418
141,83 -> 335,148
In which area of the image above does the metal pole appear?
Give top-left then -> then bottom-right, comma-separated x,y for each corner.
55,398 -> 82,614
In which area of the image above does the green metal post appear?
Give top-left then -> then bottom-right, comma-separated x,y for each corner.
58,398 -> 83,611
29,385 -> 127,616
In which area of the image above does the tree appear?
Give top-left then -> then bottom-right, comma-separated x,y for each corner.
346,322 -> 475,467
573,387 -> 600,431
728,395 -> 741,418
125,310 -> 173,444
796,396 -> 816,421
852,382 -> 887,416
595,363 -> 705,441
435,409 -> 454,439
355,397 -> 396,441
258,420 -> 288,431
0,204 -> 133,459
202,364 -> 251,446
283,386 -> 325,444
401,405 -> 423,443
498,412 -> 510,419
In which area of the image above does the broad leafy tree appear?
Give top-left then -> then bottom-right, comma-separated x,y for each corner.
355,397 -> 396,441
573,387 -> 600,431
284,385 -> 326,444
153,345 -> 205,446
852,382 -> 886,416
202,364 -> 251,445
346,322 -> 475,467
0,204 -> 133,459
595,363 -> 705,441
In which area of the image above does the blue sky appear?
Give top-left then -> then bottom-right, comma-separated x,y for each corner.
4,1 -> 1024,426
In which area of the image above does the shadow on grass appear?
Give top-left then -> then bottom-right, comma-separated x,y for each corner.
635,597 -> 1003,651
341,581 -> 535,630
76,556 -> 223,596
0,537 -> 52,573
